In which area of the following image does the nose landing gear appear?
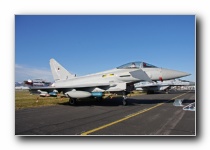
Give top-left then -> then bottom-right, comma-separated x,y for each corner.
122,91 -> 128,106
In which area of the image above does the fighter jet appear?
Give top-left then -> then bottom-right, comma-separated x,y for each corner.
29,59 -> 190,105
134,79 -> 195,94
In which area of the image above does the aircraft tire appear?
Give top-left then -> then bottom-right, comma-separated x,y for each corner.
96,97 -> 103,102
69,98 -> 77,105
147,90 -> 154,94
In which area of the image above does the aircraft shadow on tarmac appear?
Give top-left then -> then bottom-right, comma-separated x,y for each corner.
58,97 -> 195,107
149,90 -> 195,95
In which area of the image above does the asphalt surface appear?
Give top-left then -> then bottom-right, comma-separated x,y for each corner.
15,90 -> 195,136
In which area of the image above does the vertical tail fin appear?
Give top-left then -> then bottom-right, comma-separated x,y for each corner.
50,58 -> 75,82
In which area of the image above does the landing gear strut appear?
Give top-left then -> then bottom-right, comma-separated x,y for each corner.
165,89 -> 169,94
122,91 -> 128,106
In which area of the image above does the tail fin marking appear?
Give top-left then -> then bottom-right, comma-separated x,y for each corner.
50,58 -> 75,82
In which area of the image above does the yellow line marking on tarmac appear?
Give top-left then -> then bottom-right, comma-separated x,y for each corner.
81,92 -> 188,135
170,92 -> 189,100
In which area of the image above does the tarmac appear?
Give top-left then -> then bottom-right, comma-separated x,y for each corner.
15,90 -> 195,136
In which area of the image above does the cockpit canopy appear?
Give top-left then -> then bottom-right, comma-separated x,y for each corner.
117,62 -> 157,69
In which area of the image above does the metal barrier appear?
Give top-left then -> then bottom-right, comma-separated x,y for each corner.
173,99 -> 184,106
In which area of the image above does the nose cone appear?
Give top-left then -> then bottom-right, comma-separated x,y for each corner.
161,68 -> 190,80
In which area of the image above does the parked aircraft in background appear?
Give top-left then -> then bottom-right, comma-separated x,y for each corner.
30,58 -> 190,105
15,82 -> 29,90
15,79 -> 52,90
24,79 -> 52,87
15,85 -> 29,90
135,79 -> 195,94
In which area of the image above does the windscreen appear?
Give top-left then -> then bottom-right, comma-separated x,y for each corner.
117,62 -> 157,69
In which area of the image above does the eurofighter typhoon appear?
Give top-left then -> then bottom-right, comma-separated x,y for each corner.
30,59 -> 190,105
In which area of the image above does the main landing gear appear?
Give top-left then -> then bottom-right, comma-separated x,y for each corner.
68,97 -> 77,105
67,92 -> 128,106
